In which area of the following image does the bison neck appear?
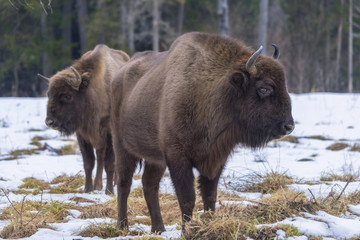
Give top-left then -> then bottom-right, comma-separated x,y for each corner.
78,78 -> 111,149
192,122 -> 239,180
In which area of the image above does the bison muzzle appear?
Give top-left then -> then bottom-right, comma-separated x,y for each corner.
111,32 -> 294,232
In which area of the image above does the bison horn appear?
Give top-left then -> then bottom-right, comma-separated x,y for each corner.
246,45 -> 263,75
272,44 -> 280,59
37,73 -> 50,84
69,66 -> 82,91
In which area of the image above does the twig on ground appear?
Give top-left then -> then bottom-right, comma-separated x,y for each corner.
331,176 -> 353,207
308,188 -> 317,204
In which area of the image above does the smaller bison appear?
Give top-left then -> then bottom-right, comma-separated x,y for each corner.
111,32 -> 294,232
39,44 -> 129,194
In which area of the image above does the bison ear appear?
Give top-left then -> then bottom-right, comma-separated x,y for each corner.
37,74 -> 50,84
230,72 -> 248,94
79,72 -> 91,89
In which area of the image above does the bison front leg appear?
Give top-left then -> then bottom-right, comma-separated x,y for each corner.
198,166 -> 224,211
142,162 -> 166,233
166,157 -> 195,230
94,148 -> 105,191
114,143 -> 139,230
77,134 -> 95,193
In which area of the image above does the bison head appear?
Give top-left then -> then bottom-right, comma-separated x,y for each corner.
228,45 -> 294,148
39,66 -> 90,136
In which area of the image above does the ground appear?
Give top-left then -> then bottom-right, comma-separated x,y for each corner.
0,93 -> 360,239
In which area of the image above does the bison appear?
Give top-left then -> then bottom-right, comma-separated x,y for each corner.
111,32 -> 294,232
38,44 -> 129,194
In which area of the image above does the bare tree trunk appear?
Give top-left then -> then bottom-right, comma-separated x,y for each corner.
153,0 -> 159,51
177,0 -> 185,35
76,0 -> 89,53
258,0 -> 269,54
40,13 -> 52,96
62,0 -> 72,61
128,0 -> 135,51
217,0 -> 229,37
335,0 -> 344,91
348,0 -> 353,93
120,1 -> 127,47
97,0 -> 106,44
324,1 -> 330,92
12,62 -> 19,97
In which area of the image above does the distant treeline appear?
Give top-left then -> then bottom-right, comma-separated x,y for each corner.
0,0 -> 359,97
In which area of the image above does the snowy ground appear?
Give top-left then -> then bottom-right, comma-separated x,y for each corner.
0,93 -> 360,239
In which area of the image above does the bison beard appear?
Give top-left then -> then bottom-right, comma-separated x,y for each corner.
111,32 -> 294,232
40,44 -> 129,195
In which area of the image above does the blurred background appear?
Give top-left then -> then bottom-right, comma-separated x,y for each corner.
0,0 -> 359,97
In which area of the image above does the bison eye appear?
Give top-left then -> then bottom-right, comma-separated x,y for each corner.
60,94 -> 73,103
258,87 -> 273,98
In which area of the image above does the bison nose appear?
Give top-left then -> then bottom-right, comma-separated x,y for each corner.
282,120 -> 295,135
45,118 -> 55,127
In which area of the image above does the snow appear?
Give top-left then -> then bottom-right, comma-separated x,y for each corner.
1,93 -> 360,239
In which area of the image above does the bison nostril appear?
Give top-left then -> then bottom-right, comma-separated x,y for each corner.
283,122 -> 295,134
45,118 -> 54,127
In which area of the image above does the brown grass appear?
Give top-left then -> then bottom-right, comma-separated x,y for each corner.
304,135 -> 331,141
326,142 -> 350,151
19,177 -> 49,190
242,171 -> 295,194
320,172 -> 357,182
49,174 -> 84,193
350,144 -> 360,152
274,135 -> 299,143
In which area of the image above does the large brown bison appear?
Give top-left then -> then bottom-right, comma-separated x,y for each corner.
111,32 -> 294,232
39,44 -> 129,194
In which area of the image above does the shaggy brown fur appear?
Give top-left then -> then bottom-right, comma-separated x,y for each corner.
111,32 -> 294,232
41,44 -> 129,194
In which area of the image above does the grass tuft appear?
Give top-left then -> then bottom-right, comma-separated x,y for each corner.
49,174 -> 84,193
326,142 -> 350,151
274,135 -> 299,143
78,223 -> 141,238
241,171 -> 295,194
19,177 -> 49,190
350,143 -> 360,152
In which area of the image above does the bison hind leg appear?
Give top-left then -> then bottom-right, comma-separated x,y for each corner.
104,141 -> 115,195
142,161 -> 166,233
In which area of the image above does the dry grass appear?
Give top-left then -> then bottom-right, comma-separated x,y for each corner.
274,135 -> 299,143
79,202 -> 117,219
304,135 -> 331,141
348,191 -> 360,205
78,222 -> 155,238
326,142 -> 350,151
58,143 -> 78,155
19,177 -> 49,190
320,173 -> 357,182
0,197 -> 75,239
350,143 -> 360,152
49,174 -> 84,193
240,171 -> 295,194
78,223 -> 128,238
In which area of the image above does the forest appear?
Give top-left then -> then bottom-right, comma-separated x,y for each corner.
0,0 -> 359,97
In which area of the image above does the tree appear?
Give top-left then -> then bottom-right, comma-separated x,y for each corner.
258,0 -> 269,54
153,0 -> 159,51
217,0 -> 229,36
76,0 -> 88,54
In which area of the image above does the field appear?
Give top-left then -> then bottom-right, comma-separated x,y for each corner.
0,93 -> 360,239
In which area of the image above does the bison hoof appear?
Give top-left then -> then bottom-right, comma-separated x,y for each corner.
84,184 -> 93,193
151,225 -> 166,234
117,219 -> 128,230
94,182 -> 103,191
105,186 -> 114,195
